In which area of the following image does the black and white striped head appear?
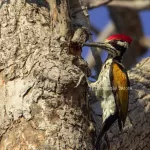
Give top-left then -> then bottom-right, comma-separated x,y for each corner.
83,34 -> 132,58
103,34 -> 132,57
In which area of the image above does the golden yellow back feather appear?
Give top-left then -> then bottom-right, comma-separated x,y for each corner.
112,63 -> 129,125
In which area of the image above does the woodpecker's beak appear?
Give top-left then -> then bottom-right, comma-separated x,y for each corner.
83,42 -> 112,50
83,42 -> 115,55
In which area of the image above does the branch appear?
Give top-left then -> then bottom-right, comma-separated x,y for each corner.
140,36 -> 150,48
108,0 -> 150,10
87,35 -> 103,79
86,0 -> 150,10
96,21 -> 115,43
85,21 -> 115,73
90,24 -> 100,35
85,0 -> 113,9
93,0 -> 113,7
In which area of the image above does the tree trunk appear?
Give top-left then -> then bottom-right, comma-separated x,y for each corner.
0,0 -> 94,149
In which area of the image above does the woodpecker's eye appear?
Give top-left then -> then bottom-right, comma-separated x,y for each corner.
109,40 -> 118,48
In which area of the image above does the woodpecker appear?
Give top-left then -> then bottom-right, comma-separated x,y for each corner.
83,34 -> 132,149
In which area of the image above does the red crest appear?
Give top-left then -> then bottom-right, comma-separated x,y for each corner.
106,34 -> 132,44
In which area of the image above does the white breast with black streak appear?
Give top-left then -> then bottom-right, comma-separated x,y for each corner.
90,58 -> 116,122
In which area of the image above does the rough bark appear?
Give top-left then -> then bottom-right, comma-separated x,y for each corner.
0,0 -> 94,149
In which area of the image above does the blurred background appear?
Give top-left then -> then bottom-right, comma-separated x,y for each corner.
82,0 -> 150,78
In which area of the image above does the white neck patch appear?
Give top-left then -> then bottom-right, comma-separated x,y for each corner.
117,41 -> 129,49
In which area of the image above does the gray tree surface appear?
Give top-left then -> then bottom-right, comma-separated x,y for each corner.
0,0 -> 149,150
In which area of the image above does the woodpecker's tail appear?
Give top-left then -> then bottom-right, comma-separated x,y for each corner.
118,117 -> 123,131
96,112 -> 118,150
